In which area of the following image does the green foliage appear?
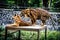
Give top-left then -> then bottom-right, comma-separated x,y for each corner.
47,31 -> 59,40
17,31 -> 60,40
6,0 -> 15,8
0,30 -> 60,40
5,0 -> 43,8
51,0 -> 60,8
0,26 -> 4,32
1,0 -> 60,9
28,0 -> 42,7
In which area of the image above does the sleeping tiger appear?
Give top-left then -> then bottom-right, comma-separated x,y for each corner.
21,8 -> 51,26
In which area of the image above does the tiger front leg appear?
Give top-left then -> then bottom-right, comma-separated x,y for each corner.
31,19 -> 36,25
41,20 -> 46,26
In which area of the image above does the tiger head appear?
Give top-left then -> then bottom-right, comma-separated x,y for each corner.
13,14 -> 22,24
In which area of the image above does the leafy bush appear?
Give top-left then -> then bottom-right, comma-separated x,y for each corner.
20,31 -> 60,40
0,29 -> 60,40
47,31 -> 60,40
0,26 -> 4,32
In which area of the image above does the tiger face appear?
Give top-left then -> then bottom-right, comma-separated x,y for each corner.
6,14 -> 22,27
13,14 -> 22,24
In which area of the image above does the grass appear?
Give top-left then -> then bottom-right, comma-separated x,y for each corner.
0,30 -> 60,40
21,31 -> 60,40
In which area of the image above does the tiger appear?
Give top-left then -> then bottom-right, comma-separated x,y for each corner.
6,14 -> 32,27
20,8 -> 51,26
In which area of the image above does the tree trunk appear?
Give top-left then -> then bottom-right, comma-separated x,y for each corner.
43,0 -> 48,7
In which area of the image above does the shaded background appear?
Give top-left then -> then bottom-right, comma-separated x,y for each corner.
0,0 -> 60,10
